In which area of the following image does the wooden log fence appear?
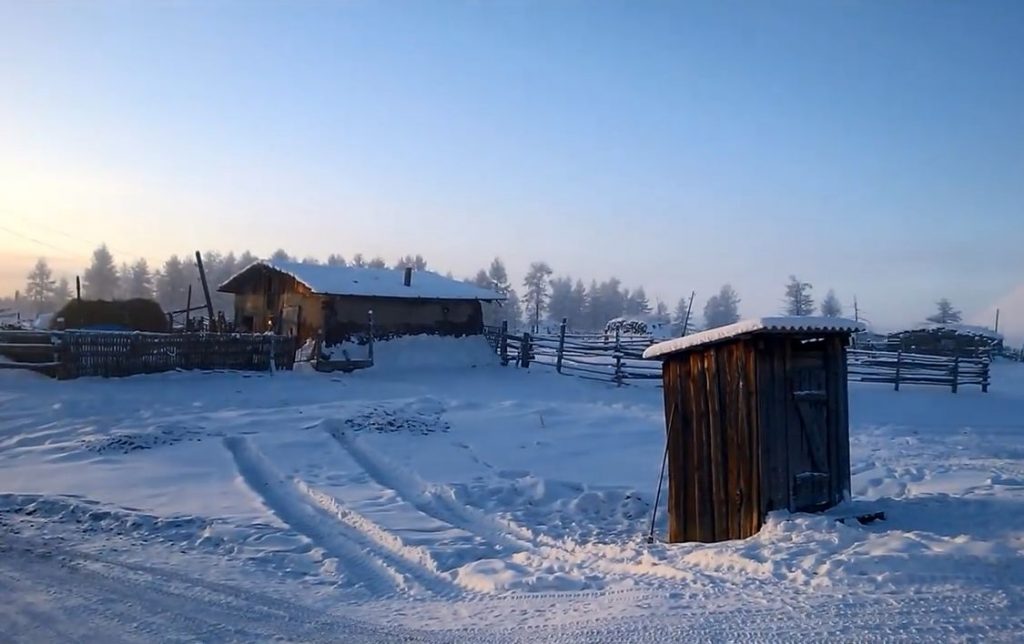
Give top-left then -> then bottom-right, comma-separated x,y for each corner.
847,348 -> 989,393
483,324 -> 991,392
483,324 -> 661,386
0,330 -> 296,379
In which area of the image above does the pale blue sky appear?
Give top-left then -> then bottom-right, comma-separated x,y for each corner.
1,1 -> 1022,331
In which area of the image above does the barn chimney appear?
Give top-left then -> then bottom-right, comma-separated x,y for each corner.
403,266 -> 412,287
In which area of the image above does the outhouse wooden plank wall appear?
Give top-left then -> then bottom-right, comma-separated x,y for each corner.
661,341 -> 762,542
644,318 -> 863,543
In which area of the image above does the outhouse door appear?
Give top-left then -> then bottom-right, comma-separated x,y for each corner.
788,348 -> 833,512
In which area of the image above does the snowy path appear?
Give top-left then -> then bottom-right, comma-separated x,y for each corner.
0,535 -> 432,643
2,530 -> 1019,643
1,349 -> 1023,641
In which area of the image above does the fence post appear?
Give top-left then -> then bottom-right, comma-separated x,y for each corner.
52,332 -> 66,380
982,359 -> 990,393
500,320 -> 509,366
951,355 -> 959,393
614,328 -> 623,386
556,318 -> 567,373
520,332 -> 531,368
184,284 -> 192,331
269,334 -> 276,374
314,329 -> 325,371
894,350 -> 902,391
367,309 -> 375,366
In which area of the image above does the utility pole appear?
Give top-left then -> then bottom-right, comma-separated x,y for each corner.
681,290 -> 695,336
194,251 -> 215,324
853,296 -> 859,324
994,308 -> 1000,333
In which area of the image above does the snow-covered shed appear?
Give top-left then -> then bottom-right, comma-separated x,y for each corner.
218,261 -> 503,345
643,317 -> 864,543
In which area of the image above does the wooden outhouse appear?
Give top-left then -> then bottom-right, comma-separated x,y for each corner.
643,317 -> 864,543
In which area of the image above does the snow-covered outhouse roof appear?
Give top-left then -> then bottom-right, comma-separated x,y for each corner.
218,260 -> 505,301
642,316 -> 865,359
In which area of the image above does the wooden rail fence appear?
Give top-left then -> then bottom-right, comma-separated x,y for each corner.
847,348 -> 989,393
0,330 -> 295,379
484,320 -> 669,386
484,322 -> 991,392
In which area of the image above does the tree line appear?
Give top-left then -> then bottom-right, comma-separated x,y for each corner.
17,247 -> 436,317
13,246 -> 968,334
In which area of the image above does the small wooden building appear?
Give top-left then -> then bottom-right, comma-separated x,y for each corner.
218,261 -> 503,347
643,317 -> 863,543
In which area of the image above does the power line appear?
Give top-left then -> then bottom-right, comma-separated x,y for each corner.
2,213 -> 136,259
0,223 -> 86,259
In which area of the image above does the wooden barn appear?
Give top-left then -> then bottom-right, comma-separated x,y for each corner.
643,317 -> 864,543
218,261 -> 503,347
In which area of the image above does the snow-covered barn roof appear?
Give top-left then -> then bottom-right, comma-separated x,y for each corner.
218,260 -> 504,301
642,316 -> 865,359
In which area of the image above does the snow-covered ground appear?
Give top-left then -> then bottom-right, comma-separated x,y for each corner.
1,337 -> 1022,642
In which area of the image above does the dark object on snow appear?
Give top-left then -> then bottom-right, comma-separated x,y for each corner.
847,510 -> 886,525
53,298 -> 169,333
644,318 -> 861,543
824,502 -> 886,526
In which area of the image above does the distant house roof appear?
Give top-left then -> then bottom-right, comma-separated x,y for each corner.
643,316 -> 865,359
218,260 -> 504,301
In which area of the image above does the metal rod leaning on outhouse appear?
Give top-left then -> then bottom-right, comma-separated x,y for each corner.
647,402 -> 677,543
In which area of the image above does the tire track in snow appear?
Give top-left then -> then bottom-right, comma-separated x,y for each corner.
327,423 -> 534,553
224,435 -> 460,599
325,423 -> 700,588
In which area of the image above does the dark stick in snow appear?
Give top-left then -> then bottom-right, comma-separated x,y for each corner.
648,403 -> 676,543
